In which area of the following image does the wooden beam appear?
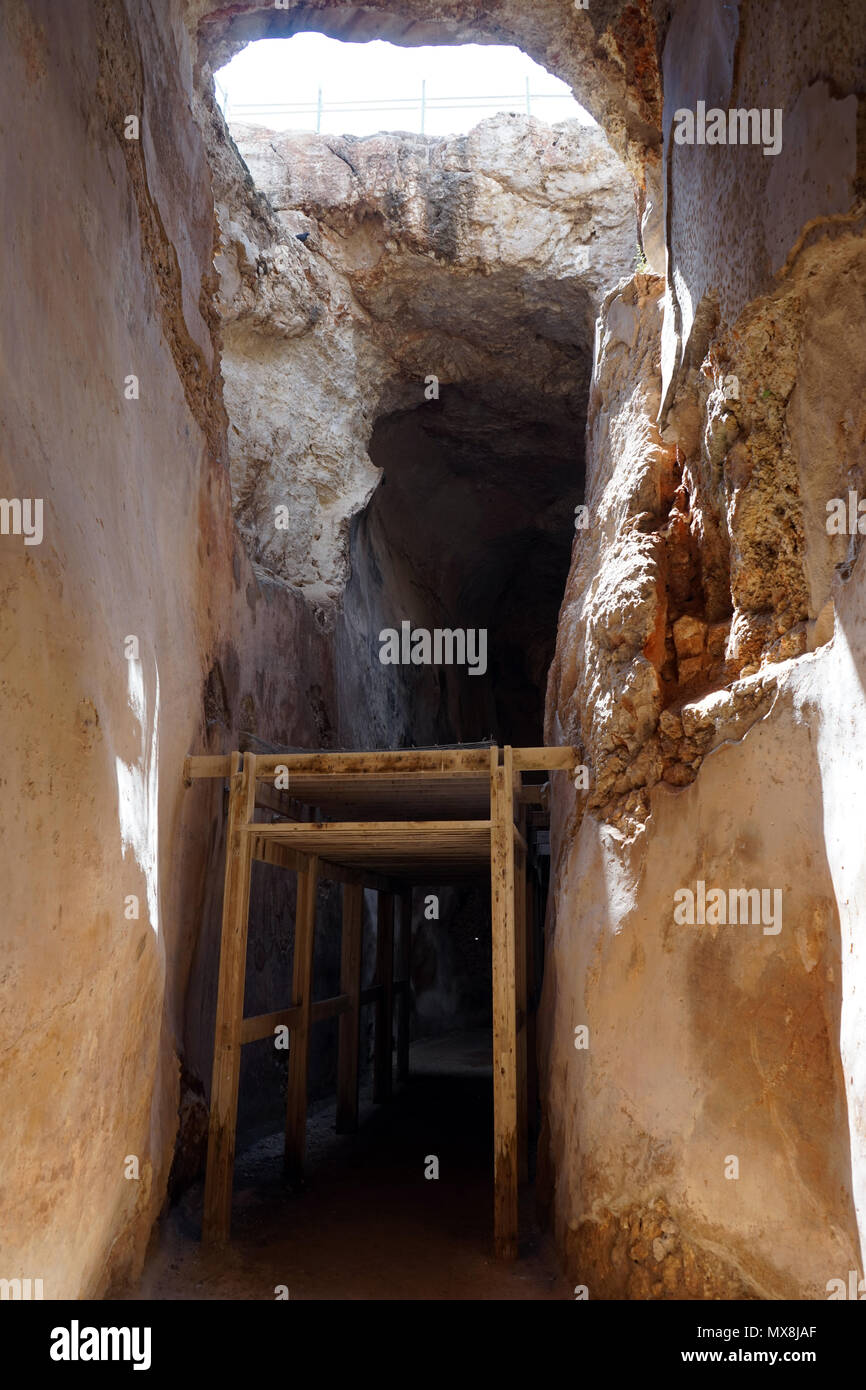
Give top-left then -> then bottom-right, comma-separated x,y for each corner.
512,747 -> 580,772
250,836 -> 392,892
490,745 -> 519,1259
396,890 -> 412,1083
240,993 -> 350,1045
248,819 -> 491,841
518,785 -> 545,805
374,891 -> 394,1103
184,754 -> 232,782
251,749 -> 493,777
284,854 -> 320,1187
203,751 -> 257,1245
186,746 -> 576,780
249,837 -> 305,873
254,782 -> 305,820
336,882 -> 363,1134
246,820 -> 494,877
361,984 -> 384,1005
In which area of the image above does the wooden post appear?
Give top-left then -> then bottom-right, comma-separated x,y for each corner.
284,853 -> 320,1186
525,865 -> 539,1147
490,745 -> 519,1259
515,842 -> 528,1184
203,751 -> 257,1244
515,773 -> 529,1184
336,881 -> 363,1132
374,891 -> 394,1103
396,890 -> 412,1082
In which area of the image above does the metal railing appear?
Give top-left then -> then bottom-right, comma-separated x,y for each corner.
217,78 -> 578,133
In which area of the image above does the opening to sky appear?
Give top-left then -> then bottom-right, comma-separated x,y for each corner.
215,35 -> 596,138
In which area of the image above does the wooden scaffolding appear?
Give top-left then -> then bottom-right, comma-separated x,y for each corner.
184,743 -> 576,1259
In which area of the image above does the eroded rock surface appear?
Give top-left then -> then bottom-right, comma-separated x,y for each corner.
4,0 -> 865,1305
212,113 -> 636,608
542,132 -> 866,1303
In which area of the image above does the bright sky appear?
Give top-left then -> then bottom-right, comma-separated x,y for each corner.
215,35 -> 595,138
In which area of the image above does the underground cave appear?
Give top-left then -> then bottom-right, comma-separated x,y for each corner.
2,0 -> 866,1351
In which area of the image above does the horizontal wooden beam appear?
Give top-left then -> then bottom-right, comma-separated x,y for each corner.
248,819 -> 490,840
312,993 -> 350,1023
518,786 -> 545,806
511,747 -> 580,771
252,750 -> 494,777
184,754 -> 231,782
360,984 -> 383,1006
255,782 -> 305,819
186,747 -> 579,780
240,993 -> 351,1045
249,837 -> 306,873
241,1006 -> 299,1044
250,835 -> 393,892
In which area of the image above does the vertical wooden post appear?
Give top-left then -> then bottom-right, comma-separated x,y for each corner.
203,751 -> 257,1245
284,853 -> 320,1186
396,889 -> 412,1083
525,865 -> 539,1146
336,881 -> 363,1133
374,891 -> 394,1103
515,841 -> 528,1184
515,773 -> 528,1184
490,745 -> 519,1259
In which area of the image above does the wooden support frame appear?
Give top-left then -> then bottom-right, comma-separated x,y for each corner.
374,892 -> 395,1103
336,882 -> 363,1133
203,752 -> 257,1245
184,744 -> 580,783
285,854 -> 321,1186
192,741 -> 556,1253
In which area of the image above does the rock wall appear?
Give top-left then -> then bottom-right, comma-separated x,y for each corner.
542,2 -> 866,1297
3,0 -> 863,1304
0,0 -> 337,1298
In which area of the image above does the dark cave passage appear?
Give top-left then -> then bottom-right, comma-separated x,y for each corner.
337,370 -> 588,751
138,1030 -> 570,1300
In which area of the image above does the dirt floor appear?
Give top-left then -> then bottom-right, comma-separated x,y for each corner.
129,1029 -> 572,1300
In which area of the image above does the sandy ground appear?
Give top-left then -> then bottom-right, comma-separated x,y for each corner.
128,1029 -> 572,1301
